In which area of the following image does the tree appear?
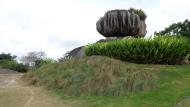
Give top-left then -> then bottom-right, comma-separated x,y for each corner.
0,53 -> 16,63
0,52 -> 28,72
20,51 -> 46,67
155,19 -> 190,39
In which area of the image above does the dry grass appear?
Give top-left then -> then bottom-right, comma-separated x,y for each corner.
0,86 -> 72,107
24,56 -> 158,96
0,73 -> 70,107
0,86 -> 30,107
21,58 -> 190,107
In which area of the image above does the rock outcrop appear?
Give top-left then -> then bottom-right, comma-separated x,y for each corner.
62,37 -> 136,60
96,9 -> 147,37
61,9 -> 148,60
59,46 -> 85,61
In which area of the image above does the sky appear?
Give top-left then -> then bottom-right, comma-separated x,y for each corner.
0,0 -> 190,60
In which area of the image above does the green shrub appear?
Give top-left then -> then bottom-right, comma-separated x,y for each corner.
85,36 -> 190,65
24,56 -> 157,96
128,8 -> 147,20
35,58 -> 55,68
1,60 -> 28,72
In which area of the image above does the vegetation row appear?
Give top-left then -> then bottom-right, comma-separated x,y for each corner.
85,36 -> 190,65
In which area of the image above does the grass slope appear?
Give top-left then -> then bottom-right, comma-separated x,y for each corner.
23,56 -> 190,107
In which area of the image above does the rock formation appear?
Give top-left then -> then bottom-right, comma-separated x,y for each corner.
96,9 -> 147,37
61,9 -> 148,60
59,46 -> 85,61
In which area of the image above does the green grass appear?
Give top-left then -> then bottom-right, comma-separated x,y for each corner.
23,56 -> 190,107
58,65 -> 190,107
23,56 -> 157,96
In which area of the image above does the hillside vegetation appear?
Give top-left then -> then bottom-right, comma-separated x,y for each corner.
23,56 -> 157,96
23,34 -> 190,107
85,36 -> 189,65
23,56 -> 190,107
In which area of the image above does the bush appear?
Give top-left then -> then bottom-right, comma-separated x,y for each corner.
85,36 -> 190,65
35,58 -> 55,68
1,60 -> 28,72
23,56 -> 157,96
128,8 -> 147,20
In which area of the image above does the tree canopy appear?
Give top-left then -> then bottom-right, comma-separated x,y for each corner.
155,19 -> 190,39
0,53 -> 16,62
20,51 -> 46,67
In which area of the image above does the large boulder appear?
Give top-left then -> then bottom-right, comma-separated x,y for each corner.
96,9 -> 147,37
67,46 -> 85,59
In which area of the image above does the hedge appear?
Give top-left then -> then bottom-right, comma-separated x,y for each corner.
85,36 -> 189,64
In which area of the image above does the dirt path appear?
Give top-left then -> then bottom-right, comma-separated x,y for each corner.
0,69 -> 70,107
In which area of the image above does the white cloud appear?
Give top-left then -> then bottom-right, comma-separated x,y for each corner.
0,0 -> 190,59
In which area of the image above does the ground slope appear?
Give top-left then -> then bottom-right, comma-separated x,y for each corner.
22,56 -> 190,107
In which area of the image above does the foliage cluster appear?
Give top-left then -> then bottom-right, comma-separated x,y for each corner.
128,8 -> 147,20
35,58 -> 56,68
0,52 -> 16,63
0,60 -> 28,72
85,36 -> 189,65
23,56 -> 157,96
0,53 -> 28,72
155,19 -> 190,39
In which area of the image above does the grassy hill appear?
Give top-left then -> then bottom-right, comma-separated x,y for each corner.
23,56 -> 190,107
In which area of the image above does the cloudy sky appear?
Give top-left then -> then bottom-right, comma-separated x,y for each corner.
0,0 -> 190,59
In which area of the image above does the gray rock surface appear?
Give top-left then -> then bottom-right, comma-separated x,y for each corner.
96,9 -> 147,37
68,46 -> 85,59
59,46 -> 85,61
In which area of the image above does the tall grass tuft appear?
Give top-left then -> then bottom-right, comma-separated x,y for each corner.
23,56 -> 157,96
85,36 -> 190,65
